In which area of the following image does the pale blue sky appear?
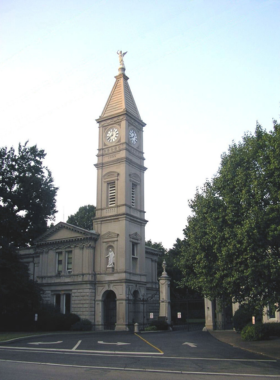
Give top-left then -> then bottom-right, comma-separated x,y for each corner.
1,0 -> 279,248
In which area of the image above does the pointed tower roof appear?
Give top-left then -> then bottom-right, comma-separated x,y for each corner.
98,51 -> 142,122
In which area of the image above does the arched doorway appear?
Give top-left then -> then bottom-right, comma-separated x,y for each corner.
103,290 -> 116,330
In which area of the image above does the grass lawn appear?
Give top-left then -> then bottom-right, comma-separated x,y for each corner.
0,330 -> 95,343
0,332 -> 45,342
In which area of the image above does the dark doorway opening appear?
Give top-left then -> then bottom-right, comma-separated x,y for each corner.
104,290 -> 116,330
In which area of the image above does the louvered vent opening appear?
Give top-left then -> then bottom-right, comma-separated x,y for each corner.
131,183 -> 136,207
108,182 -> 116,206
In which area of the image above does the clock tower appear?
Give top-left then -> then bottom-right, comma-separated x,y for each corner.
93,52 -> 149,330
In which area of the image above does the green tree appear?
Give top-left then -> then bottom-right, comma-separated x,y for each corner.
67,205 -> 96,230
178,122 -> 280,312
0,243 -> 41,330
0,142 -> 58,247
146,239 -> 195,299
0,142 -> 57,330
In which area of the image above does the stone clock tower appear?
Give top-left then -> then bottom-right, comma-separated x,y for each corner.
18,52 -> 160,331
93,52 -> 152,330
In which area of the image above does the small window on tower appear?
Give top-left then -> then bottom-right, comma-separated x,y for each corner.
131,183 -> 136,208
108,182 -> 116,206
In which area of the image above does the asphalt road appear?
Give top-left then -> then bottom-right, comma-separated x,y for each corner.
0,330 -> 280,379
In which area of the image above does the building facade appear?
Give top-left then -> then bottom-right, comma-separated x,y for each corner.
19,53 -> 161,330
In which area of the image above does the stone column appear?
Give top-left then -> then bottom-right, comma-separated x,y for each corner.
115,297 -> 129,331
95,300 -> 103,331
204,297 -> 215,331
158,260 -> 171,324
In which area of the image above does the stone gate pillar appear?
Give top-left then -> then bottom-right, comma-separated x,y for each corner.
204,297 -> 215,330
159,260 -> 171,324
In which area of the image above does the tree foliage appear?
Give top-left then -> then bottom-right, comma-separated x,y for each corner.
66,205 -> 96,230
0,243 -> 42,330
0,142 -> 57,330
146,239 -> 199,299
0,142 -> 58,247
178,122 -> 280,312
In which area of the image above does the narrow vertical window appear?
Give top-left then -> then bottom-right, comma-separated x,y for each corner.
57,252 -> 62,274
66,251 -> 72,273
131,183 -> 136,207
65,294 -> 71,314
268,303 -> 276,319
54,294 -> 61,311
132,243 -> 137,257
108,182 -> 116,206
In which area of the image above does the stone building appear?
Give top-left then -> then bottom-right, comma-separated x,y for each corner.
19,53 -> 161,330
204,298 -> 280,331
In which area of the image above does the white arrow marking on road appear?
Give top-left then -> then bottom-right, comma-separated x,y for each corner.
98,341 -> 131,346
183,342 -> 197,347
28,341 -> 63,345
72,340 -> 82,350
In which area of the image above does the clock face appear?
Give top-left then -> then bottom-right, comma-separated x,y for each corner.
129,129 -> 138,145
106,128 -> 119,143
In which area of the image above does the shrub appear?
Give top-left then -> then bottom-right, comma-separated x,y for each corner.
37,304 -> 80,331
0,310 -> 35,332
60,313 -> 80,331
233,304 -> 261,332
37,305 -> 62,331
149,319 -> 169,330
267,323 -> 280,337
144,325 -> 157,331
241,323 -> 269,341
71,319 -> 92,331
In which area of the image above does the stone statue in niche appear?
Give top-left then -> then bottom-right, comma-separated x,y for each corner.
106,248 -> 115,268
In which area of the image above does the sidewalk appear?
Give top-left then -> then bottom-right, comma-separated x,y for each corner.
209,330 -> 280,360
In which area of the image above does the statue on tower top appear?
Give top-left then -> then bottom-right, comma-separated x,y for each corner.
117,50 -> 127,72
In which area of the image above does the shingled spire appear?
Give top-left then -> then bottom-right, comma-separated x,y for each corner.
99,51 -> 141,120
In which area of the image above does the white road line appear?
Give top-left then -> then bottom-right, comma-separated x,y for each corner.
98,341 -> 131,345
0,346 -> 276,362
0,359 -> 279,378
72,340 -> 82,351
29,341 -> 63,345
0,346 -> 163,355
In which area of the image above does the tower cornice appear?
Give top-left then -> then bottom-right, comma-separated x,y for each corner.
93,212 -> 148,225
96,109 -> 146,128
96,141 -> 144,160
94,156 -> 147,171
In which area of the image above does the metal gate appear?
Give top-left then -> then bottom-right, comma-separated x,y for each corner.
127,292 -> 160,331
171,297 -> 205,331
